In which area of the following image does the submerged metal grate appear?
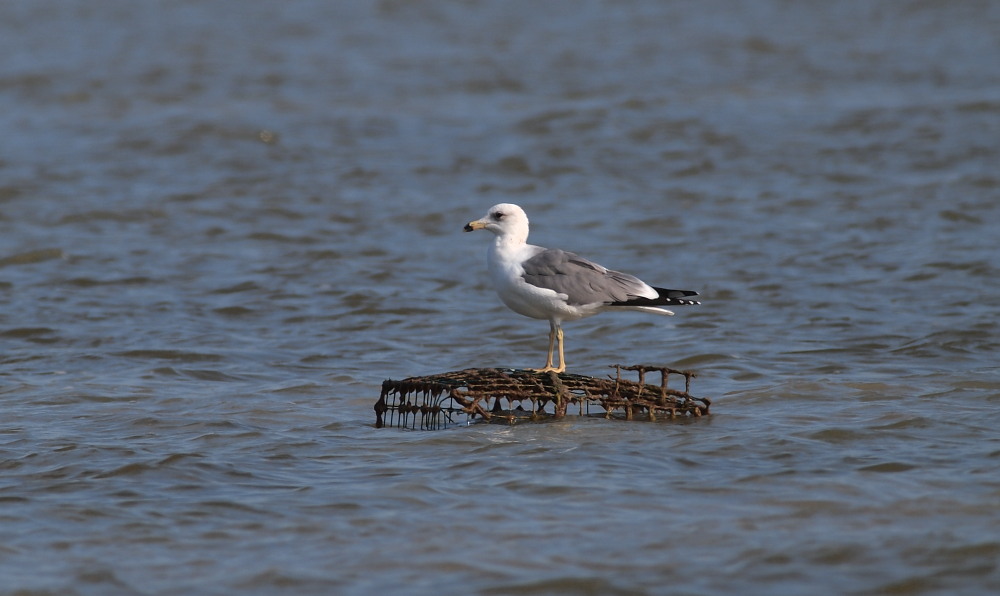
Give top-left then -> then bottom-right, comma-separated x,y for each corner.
374,364 -> 711,430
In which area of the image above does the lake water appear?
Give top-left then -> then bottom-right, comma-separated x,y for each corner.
1,1 -> 999,594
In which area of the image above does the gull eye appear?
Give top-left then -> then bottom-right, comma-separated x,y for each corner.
492,211 -> 505,220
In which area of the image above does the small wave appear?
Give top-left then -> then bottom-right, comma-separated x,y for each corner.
0,327 -> 56,338
213,306 -> 256,317
0,248 -> 64,267
210,281 -> 260,294
178,369 -> 244,382
57,209 -> 166,224
114,350 -> 225,363
64,276 -> 153,287
857,461 -> 917,473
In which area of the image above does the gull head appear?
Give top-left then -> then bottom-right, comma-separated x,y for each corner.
464,203 -> 529,241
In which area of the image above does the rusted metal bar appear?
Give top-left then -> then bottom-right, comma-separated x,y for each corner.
374,365 -> 711,430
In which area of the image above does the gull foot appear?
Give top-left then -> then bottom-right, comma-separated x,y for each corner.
529,366 -> 566,374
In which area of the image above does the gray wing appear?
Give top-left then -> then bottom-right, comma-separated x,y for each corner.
520,248 -> 651,306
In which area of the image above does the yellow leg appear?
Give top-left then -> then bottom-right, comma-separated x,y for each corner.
553,326 -> 566,373
531,323 -> 565,373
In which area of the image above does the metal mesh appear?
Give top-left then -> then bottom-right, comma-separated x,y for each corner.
374,364 -> 711,430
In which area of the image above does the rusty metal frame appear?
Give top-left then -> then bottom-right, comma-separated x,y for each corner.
374,364 -> 711,429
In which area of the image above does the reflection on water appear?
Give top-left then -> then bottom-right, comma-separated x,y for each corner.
1,1 -> 999,594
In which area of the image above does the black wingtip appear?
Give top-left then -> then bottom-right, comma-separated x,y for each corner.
652,287 -> 700,305
608,287 -> 701,308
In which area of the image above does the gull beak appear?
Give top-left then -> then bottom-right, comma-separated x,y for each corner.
464,220 -> 487,232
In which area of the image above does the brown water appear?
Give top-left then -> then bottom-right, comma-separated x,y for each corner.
2,1 -> 999,594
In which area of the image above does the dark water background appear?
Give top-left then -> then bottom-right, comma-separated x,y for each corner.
2,1 -> 999,594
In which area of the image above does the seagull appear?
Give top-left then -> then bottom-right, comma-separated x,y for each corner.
464,203 -> 699,373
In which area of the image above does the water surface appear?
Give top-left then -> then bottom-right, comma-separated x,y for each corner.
1,1 -> 999,594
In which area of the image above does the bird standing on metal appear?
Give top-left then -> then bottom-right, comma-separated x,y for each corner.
465,203 -> 699,373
